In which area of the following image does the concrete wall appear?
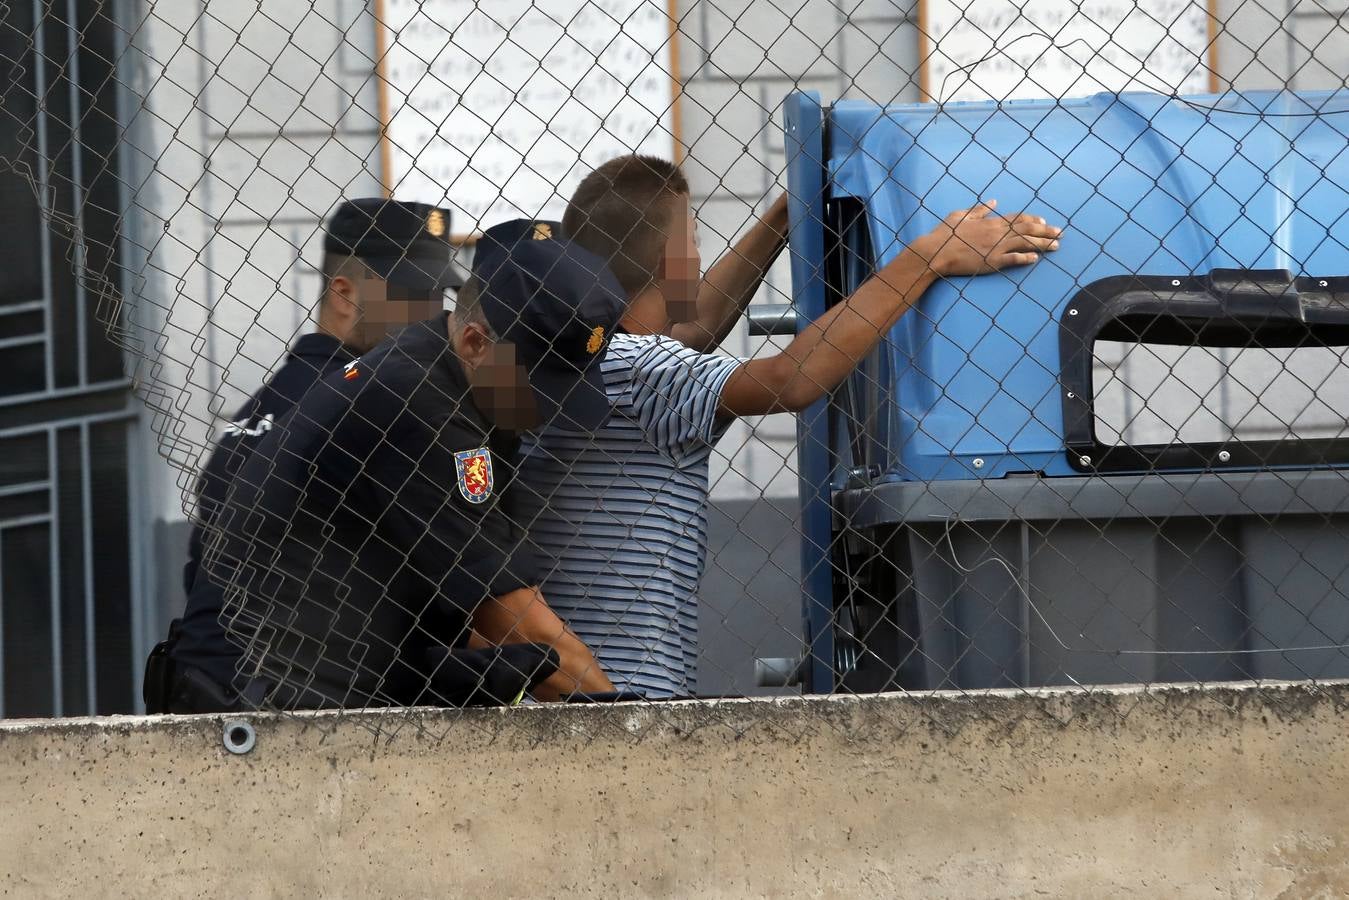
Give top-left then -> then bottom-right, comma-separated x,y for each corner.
4,680 -> 1349,897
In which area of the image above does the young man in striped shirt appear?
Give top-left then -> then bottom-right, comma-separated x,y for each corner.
518,155 -> 1062,697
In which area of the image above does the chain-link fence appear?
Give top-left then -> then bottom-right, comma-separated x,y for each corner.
1,0 -> 1347,738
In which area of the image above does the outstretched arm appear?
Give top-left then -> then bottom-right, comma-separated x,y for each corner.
718,202 -> 1062,418
672,193 -> 789,353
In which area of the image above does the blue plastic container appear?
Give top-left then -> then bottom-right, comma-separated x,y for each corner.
816,90 -> 1349,481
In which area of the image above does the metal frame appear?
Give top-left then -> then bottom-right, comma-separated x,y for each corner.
784,91 -> 834,694
0,0 -> 148,718
836,469 -> 1349,529
112,0 -> 151,714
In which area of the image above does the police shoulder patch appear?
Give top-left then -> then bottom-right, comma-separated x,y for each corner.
454,447 -> 494,503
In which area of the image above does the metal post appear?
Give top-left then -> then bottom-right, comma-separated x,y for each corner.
110,0 -> 150,716
126,419 -> 148,714
80,421 -> 97,713
784,90 -> 834,694
65,0 -> 89,386
47,429 -> 63,716
33,0 -> 55,392
0,530 -> 6,719
1019,521 -> 1032,688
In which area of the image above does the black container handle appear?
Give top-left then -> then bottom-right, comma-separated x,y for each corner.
1058,270 -> 1349,474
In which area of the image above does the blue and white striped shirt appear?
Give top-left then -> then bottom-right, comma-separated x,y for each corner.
519,333 -> 741,697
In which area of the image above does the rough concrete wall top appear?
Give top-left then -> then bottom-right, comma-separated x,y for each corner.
3,681 -> 1348,898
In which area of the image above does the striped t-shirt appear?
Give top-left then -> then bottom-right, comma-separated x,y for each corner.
518,332 -> 741,697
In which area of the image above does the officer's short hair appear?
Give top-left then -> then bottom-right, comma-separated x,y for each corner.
450,275 -> 496,338
320,252 -> 374,283
562,154 -> 689,299
317,253 -> 375,314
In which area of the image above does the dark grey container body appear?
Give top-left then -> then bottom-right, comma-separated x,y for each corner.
833,471 -> 1349,690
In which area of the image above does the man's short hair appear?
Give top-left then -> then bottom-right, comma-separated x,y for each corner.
450,275 -> 496,337
320,251 -> 373,282
562,154 -> 690,298
317,252 -> 375,313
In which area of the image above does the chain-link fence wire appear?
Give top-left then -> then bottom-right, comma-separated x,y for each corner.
2,0 -> 1349,741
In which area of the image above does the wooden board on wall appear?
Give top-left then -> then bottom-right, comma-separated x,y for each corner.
374,0 -> 681,240
917,0 -> 1221,103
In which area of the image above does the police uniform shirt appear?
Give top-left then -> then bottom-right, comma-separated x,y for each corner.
202,313 -> 536,709
173,333 -> 357,687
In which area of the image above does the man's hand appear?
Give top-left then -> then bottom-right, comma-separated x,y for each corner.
716,200 -> 1062,419
912,200 -> 1062,277
471,586 -> 615,701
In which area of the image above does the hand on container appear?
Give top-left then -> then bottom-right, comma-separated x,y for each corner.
912,200 -> 1062,276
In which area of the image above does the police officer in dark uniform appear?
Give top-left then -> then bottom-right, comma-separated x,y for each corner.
149,218 -> 623,712
146,198 -> 467,711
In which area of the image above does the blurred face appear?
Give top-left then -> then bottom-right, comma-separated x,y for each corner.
454,321 -> 541,433
347,275 -> 447,352
658,193 -> 701,324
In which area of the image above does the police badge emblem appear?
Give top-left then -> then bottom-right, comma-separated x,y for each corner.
454,447 -> 494,503
426,209 -> 447,238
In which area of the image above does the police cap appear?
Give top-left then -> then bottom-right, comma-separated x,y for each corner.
324,198 -> 467,291
469,218 -> 626,431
